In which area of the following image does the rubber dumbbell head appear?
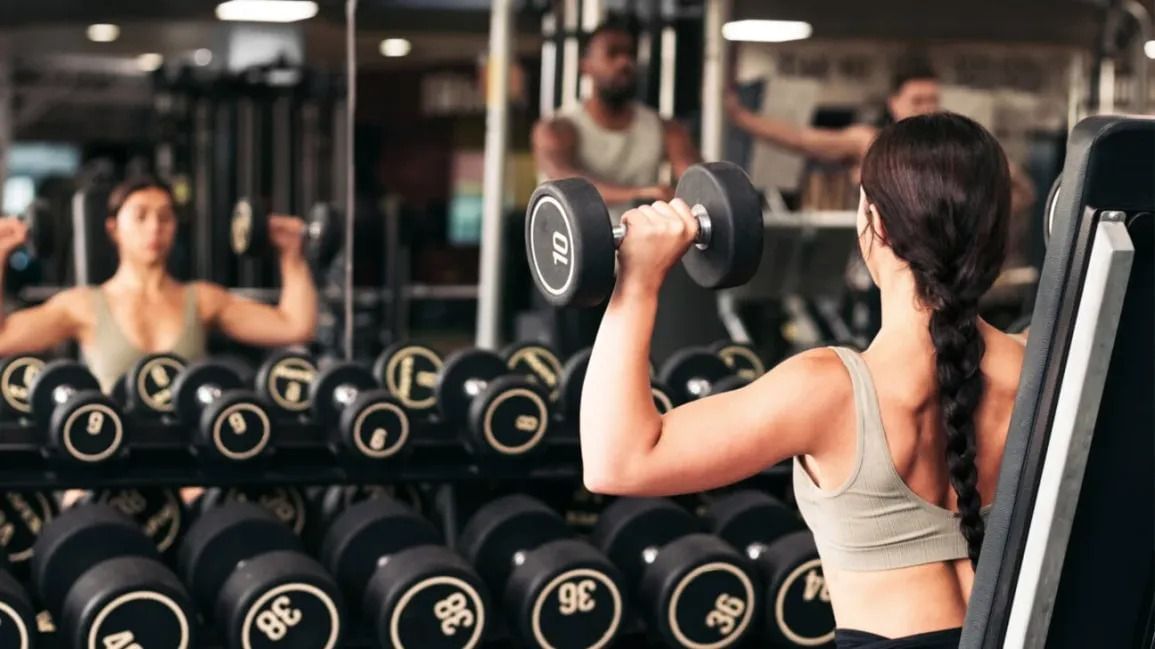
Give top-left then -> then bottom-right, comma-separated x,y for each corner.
501,342 -> 563,402
232,198 -> 343,268
437,349 -> 551,459
310,362 -> 410,461
32,504 -> 197,649
30,361 -> 125,464
0,490 -> 58,579
125,353 -> 186,417
86,487 -> 188,558
172,360 -> 271,462
659,347 -> 733,405
198,486 -> 309,536
256,350 -> 318,417
592,498 -> 758,649
304,202 -> 344,269
321,498 -> 490,649
374,342 -> 444,415
179,503 -> 344,649
0,356 -> 43,420
305,484 -> 426,551
706,490 -> 834,647
709,340 -> 766,382
459,495 -> 626,649
0,564 -> 35,649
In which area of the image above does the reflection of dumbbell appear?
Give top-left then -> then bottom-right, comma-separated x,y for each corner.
310,361 -> 411,462
31,504 -> 197,649
110,353 -> 187,417
84,487 -> 188,560
459,494 -> 626,649
704,491 -> 834,648
231,198 -> 343,268
436,350 -> 551,459
591,498 -> 759,648
502,342 -> 563,402
374,343 -> 444,419
30,361 -> 126,464
178,503 -> 344,649
320,498 -> 490,649
198,486 -> 310,536
0,356 -> 45,421
171,360 -> 272,462
559,348 -> 674,418
0,553 -> 35,649
255,350 -> 319,419
0,490 -> 58,580
526,162 -> 764,307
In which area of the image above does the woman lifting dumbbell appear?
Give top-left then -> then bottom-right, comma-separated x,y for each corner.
573,113 -> 1025,649
0,176 -> 318,392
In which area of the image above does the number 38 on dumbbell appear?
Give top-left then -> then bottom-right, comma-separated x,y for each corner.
526,162 -> 764,307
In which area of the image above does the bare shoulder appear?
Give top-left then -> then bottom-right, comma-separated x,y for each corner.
191,281 -> 230,318
755,347 -> 853,420
46,286 -> 94,320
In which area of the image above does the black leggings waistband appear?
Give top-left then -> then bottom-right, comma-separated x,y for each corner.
835,627 -> 962,649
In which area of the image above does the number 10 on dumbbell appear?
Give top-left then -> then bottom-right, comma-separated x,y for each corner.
526,162 -> 763,307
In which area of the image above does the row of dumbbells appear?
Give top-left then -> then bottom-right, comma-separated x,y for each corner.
0,486 -> 831,648
0,339 -> 766,466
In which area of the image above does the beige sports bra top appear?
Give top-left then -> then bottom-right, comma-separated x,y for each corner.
83,286 -> 207,393
793,347 -> 991,571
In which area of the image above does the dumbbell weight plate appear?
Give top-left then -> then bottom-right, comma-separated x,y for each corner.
658,348 -> 733,405
0,490 -> 58,577
339,389 -> 411,461
501,342 -> 563,402
49,391 -> 125,464
677,162 -> 764,290
0,356 -> 43,420
199,486 -> 308,535
558,348 -> 591,420
231,197 -> 270,257
305,203 -> 343,269
525,178 -> 617,307
306,484 -> 426,550
435,349 -> 508,423
591,498 -> 700,587
126,353 -> 186,416
651,383 -> 674,414
458,495 -> 570,592
199,390 -> 271,462
29,361 -> 101,427
705,490 -> 803,553
171,361 -> 244,428
88,488 -> 187,556
0,569 -> 35,649
257,350 -> 318,416
220,550 -> 343,649
757,531 -> 835,647
710,341 -> 766,382
309,362 -> 374,426
374,343 -> 444,414
467,376 -> 550,458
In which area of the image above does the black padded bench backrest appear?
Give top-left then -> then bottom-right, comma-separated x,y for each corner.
962,115 -> 1154,648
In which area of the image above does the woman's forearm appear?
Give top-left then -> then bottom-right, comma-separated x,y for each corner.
276,256 -> 318,339
580,286 -> 663,489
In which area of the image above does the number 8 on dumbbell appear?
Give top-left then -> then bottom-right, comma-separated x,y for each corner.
172,361 -> 272,462
526,162 -> 763,307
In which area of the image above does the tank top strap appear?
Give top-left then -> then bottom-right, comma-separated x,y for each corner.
828,347 -> 891,465
182,284 -> 198,326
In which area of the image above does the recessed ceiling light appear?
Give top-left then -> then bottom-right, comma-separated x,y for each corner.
86,24 -> 121,43
215,0 -> 319,23
136,53 -> 164,72
721,20 -> 813,43
193,48 -> 213,66
379,38 -> 412,58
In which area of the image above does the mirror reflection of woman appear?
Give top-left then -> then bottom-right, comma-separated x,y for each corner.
0,177 -> 318,391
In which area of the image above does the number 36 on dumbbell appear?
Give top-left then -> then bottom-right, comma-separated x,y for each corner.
526,162 -> 764,307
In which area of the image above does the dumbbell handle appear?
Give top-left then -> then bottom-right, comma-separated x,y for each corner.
611,203 -> 713,250
306,218 -> 324,242
464,378 -> 488,398
332,383 -> 360,408
52,385 -> 76,405
196,384 -> 223,407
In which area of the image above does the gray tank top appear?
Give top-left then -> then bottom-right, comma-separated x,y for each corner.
793,347 -> 991,571
84,286 -> 208,393
558,102 -> 665,221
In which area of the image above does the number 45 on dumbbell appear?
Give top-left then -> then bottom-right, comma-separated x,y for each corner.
526,162 -> 764,307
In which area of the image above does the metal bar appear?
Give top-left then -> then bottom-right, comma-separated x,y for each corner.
561,0 -> 581,110
579,0 -> 604,100
193,98 -> 213,280
1124,0 -> 1151,113
1099,59 -> 1117,114
344,0 -> 358,360
540,10 -> 558,118
298,102 -> 319,218
701,0 -> 731,161
1002,216 -> 1134,647
475,0 -> 514,349
271,94 -> 294,213
659,25 -> 677,119
1067,53 -> 1085,130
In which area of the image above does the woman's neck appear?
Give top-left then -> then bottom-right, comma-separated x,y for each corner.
872,268 -> 934,351
106,263 -> 172,295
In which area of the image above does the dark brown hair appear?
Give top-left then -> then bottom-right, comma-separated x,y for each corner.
581,14 -> 638,57
890,59 -> 939,96
107,176 -> 174,219
860,113 -> 1011,565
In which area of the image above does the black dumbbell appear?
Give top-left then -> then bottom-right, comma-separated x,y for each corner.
710,340 -> 766,382
311,361 -> 412,462
373,342 -> 444,418
559,348 -> 674,419
704,491 -> 834,648
255,349 -> 319,419
0,490 -> 58,580
231,198 -> 343,268
321,497 -> 490,649
84,488 -> 188,561
658,347 -> 737,405
591,498 -> 759,648
0,552 -> 35,649
110,353 -> 187,418
501,342 -> 563,402
198,486 -> 310,536
0,356 -> 45,421
459,494 -> 626,649
172,360 -> 272,462
178,502 -> 344,649
526,161 -> 764,307
31,504 -> 197,649
435,349 -> 551,459
29,361 -> 126,464
305,484 -> 426,551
